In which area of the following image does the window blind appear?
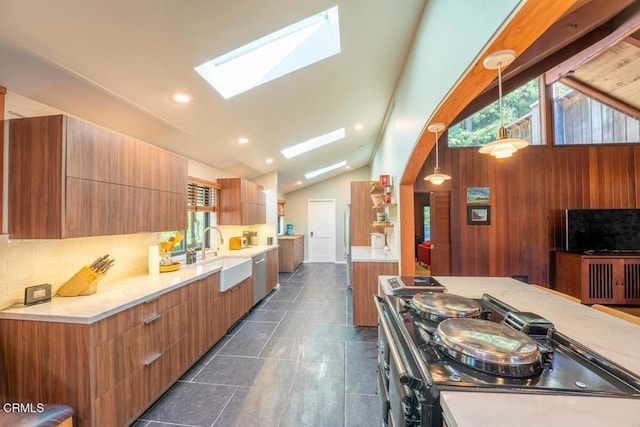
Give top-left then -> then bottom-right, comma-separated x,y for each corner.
187,177 -> 221,212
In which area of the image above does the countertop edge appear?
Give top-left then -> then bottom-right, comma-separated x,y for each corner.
0,245 -> 279,324
351,246 -> 398,262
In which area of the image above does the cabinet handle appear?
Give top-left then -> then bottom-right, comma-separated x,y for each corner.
144,353 -> 162,366
144,314 -> 162,325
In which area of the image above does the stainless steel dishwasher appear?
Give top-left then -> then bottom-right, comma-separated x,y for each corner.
253,253 -> 267,305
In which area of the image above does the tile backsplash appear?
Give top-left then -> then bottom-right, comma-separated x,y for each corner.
0,233 -> 160,310
0,224 -> 277,310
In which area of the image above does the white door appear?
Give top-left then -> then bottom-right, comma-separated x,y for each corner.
308,199 -> 336,262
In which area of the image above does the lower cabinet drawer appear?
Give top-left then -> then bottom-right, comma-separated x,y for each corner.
95,309 -> 164,397
95,368 -> 146,427
94,336 -> 190,427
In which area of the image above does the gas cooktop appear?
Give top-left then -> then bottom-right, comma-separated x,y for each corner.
382,292 -> 640,395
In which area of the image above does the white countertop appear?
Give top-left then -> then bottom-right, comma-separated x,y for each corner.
380,276 -> 640,426
351,246 -> 398,262
440,392 -> 640,427
0,245 -> 277,324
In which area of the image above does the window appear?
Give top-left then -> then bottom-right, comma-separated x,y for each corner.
423,206 -> 431,241
195,6 -> 341,99
553,82 -> 640,145
448,78 -> 542,147
162,178 -> 219,255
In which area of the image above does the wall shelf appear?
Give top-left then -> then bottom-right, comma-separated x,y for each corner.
372,203 -> 397,210
371,222 -> 393,228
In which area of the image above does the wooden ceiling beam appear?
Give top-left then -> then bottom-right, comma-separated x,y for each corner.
626,33 -> 640,48
506,0 -> 635,79
561,76 -> 640,119
545,2 -> 640,83
452,0 -> 635,124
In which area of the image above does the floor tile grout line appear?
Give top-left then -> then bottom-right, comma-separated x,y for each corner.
343,340 -> 349,427
208,385 -> 238,427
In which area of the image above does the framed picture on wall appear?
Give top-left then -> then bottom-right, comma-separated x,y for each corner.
467,187 -> 490,205
467,205 -> 491,225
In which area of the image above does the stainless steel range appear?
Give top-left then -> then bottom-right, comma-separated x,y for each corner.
374,277 -> 640,427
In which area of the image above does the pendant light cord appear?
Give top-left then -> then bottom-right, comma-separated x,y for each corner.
434,129 -> 440,171
498,62 -> 504,129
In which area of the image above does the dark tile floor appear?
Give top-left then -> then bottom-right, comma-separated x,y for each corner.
134,263 -> 379,427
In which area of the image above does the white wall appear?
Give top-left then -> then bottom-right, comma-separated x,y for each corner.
284,167 -> 371,263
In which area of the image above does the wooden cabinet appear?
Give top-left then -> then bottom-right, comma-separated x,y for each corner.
278,199 -> 286,217
0,268 -> 263,427
352,261 -> 398,326
8,115 -> 187,239
0,286 -> 190,427
350,181 -> 379,245
555,252 -> 640,305
278,235 -> 304,272
217,178 -> 266,225
266,248 -> 279,293
189,272 -> 226,360
222,277 -> 254,329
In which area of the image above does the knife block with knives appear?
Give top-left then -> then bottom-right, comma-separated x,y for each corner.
57,254 -> 115,297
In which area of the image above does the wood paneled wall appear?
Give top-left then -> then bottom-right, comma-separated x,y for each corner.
0,86 -> 5,228
414,143 -> 640,286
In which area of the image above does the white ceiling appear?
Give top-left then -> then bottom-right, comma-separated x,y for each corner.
0,0 -> 427,193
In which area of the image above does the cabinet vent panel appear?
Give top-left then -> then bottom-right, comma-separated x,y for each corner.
624,263 -> 640,300
588,263 -> 614,300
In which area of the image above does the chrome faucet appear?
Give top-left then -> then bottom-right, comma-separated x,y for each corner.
201,226 -> 224,260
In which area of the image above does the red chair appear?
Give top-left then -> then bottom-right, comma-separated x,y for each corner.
418,241 -> 431,266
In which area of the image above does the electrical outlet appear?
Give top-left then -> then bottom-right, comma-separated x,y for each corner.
24,284 -> 52,305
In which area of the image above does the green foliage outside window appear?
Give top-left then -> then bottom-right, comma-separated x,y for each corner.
448,79 -> 540,147
160,211 -> 210,254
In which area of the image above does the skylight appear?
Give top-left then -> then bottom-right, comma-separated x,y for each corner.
305,160 -> 347,179
195,6 -> 341,99
281,128 -> 345,159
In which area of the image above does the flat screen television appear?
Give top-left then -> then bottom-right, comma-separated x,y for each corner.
565,209 -> 640,253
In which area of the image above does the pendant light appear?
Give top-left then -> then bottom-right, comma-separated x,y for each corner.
424,122 -> 451,185
478,50 -> 529,159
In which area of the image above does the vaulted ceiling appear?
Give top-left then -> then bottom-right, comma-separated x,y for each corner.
0,1 -> 426,193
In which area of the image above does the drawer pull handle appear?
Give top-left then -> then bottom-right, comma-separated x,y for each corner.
144,353 -> 162,366
145,314 -> 162,325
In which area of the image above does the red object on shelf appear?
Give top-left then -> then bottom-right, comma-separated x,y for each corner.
379,175 -> 390,186
418,241 -> 431,266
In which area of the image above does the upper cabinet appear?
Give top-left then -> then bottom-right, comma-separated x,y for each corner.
217,178 -> 266,225
8,115 -> 188,239
277,199 -> 286,217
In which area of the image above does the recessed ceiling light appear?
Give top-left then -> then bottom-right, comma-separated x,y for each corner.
237,137 -> 249,144
354,123 -> 363,131
281,128 -> 345,159
265,158 -> 274,163
195,6 -> 341,99
171,92 -> 192,103
305,160 -> 347,179
345,165 -> 352,169
296,180 -> 303,185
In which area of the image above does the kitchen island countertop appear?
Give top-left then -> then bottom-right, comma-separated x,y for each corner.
0,245 -> 278,324
379,276 -> 640,426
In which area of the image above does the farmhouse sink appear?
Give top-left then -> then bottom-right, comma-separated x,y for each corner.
198,256 -> 252,291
